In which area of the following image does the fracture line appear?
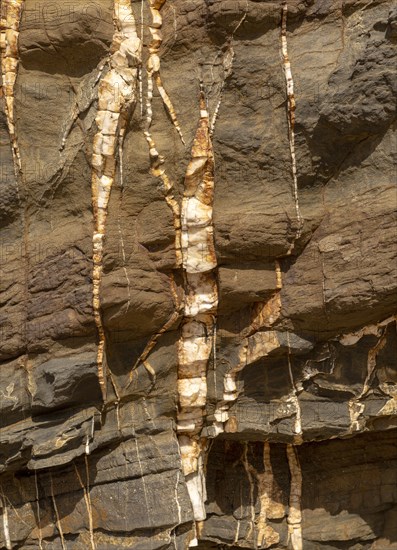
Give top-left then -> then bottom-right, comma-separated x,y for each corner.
50,474 -> 67,550
91,0 -> 141,401
282,2 -> 303,254
34,472 -> 44,550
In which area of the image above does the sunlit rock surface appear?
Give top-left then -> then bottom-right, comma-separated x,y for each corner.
0,0 -> 396,548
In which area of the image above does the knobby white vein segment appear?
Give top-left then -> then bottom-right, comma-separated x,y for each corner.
124,0 -> 187,383
177,92 -> 218,530
143,0 -> 183,267
0,0 -> 24,179
281,2 -> 303,254
92,0 -> 141,400
146,0 -> 185,144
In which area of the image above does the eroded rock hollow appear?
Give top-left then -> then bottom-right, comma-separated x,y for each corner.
0,0 -> 396,548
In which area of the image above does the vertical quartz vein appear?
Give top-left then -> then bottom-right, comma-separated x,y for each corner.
210,4 -> 247,134
256,442 -> 285,547
286,444 -> 303,550
92,0 -> 141,400
0,0 -> 24,181
0,493 -> 11,550
177,91 -> 218,537
287,332 -> 303,442
50,474 -> 67,550
143,0 -> 183,267
126,0 -> 187,385
240,442 -> 285,547
281,2 -> 303,254
74,460 -> 96,550
146,0 -> 185,144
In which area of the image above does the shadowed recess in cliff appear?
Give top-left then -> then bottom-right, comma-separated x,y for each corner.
197,431 -> 397,548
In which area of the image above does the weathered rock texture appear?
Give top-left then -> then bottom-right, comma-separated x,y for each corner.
0,0 -> 396,548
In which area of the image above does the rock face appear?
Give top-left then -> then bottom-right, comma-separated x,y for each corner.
0,0 -> 396,548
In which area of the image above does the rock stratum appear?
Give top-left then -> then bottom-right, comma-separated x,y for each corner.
0,0 -> 396,548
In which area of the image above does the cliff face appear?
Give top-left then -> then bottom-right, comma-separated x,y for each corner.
0,0 -> 396,548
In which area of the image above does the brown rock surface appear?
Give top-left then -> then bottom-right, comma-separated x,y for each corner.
0,0 -> 396,548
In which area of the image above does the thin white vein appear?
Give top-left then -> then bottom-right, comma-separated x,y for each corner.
282,2 -> 303,253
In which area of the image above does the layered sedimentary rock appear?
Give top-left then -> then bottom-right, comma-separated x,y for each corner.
0,0 -> 396,548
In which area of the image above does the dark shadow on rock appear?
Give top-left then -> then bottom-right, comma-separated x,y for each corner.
297,429 -> 397,548
105,327 -> 180,400
201,438 -> 290,548
199,430 -> 397,548
298,121 -> 391,189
